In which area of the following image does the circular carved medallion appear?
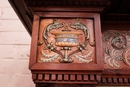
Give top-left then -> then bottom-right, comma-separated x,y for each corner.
123,48 -> 130,66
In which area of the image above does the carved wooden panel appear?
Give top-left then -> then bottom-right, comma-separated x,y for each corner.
30,12 -> 103,70
103,30 -> 130,68
29,12 -> 103,87
37,19 -> 95,63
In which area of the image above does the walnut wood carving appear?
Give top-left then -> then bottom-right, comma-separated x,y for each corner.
23,0 -> 130,87
8,0 -> 130,87
38,19 -> 95,63
29,12 -> 103,87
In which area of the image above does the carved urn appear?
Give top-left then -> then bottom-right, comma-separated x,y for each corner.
51,26 -> 82,62
52,29 -> 81,47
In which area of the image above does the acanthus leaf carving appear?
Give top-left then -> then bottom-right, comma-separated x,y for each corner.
103,31 -> 130,68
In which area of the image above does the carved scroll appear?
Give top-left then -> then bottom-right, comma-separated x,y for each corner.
103,31 -> 130,68
38,19 -> 95,63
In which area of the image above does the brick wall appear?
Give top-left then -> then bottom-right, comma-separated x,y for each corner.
0,0 -> 35,87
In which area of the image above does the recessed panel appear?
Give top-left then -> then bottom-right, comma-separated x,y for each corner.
37,19 -> 96,63
103,30 -> 130,68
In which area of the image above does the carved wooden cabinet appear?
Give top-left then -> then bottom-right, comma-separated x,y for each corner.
9,0 -> 130,87
30,12 -> 103,87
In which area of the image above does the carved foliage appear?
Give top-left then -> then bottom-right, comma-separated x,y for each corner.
103,31 -> 130,68
39,19 -> 95,63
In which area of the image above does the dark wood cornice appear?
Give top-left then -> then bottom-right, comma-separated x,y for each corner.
9,0 -> 111,35
9,0 -> 130,35
101,14 -> 130,21
24,0 -> 111,7
8,0 -> 32,35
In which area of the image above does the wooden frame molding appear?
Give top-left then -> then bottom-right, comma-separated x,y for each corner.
29,12 -> 103,86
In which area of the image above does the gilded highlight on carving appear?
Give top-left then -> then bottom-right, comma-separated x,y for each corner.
38,19 -> 95,63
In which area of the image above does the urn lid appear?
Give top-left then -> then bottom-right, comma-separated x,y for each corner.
51,26 -> 82,38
